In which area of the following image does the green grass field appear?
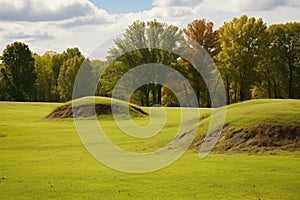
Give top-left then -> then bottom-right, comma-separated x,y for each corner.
0,99 -> 300,199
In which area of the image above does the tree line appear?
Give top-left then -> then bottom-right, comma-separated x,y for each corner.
0,15 -> 299,107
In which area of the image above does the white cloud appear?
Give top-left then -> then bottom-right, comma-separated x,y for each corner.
153,0 -> 203,7
1,22 -> 55,40
0,0 -> 113,24
0,0 -> 299,58
3,30 -> 53,40
228,0 -> 300,12
287,0 -> 300,7
0,0 -> 115,55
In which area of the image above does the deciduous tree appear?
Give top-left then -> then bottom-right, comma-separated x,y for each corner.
267,22 -> 300,98
33,52 -> 56,101
218,15 -> 267,102
107,20 -> 182,106
0,42 -> 36,101
182,19 -> 220,106
57,56 -> 85,101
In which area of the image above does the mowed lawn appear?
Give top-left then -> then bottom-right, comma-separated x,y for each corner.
0,101 -> 299,199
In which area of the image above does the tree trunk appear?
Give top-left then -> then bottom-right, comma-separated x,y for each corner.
267,80 -> 272,98
226,75 -> 230,105
157,84 -> 162,105
151,83 -> 156,105
183,84 -> 192,107
206,90 -> 211,108
239,87 -> 244,102
272,78 -> 278,98
239,75 -> 245,101
195,87 -> 201,107
143,85 -> 150,106
289,63 -> 294,98
234,88 -> 237,103
55,82 -> 59,102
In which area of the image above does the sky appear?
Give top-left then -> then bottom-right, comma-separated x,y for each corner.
0,0 -> 299,59
90,0 -> 153,14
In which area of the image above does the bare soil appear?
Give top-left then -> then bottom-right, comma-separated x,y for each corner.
46,103 -> 147,119
193,124 -> 300,152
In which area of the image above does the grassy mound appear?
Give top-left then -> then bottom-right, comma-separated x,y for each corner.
46,96 -> 148,119
193,99 -> 300,152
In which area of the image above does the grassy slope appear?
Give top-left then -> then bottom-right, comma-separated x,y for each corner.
224,99 -> 300,128
0,99 -> 299,199
196,99 -> 300,136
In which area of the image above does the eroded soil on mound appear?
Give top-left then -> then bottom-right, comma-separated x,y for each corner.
193,124 -> 300,152
220,125 -> 300,151
46,103 -> 147,119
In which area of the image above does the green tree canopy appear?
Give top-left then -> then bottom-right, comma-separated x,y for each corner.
33,53 -> 56,102
57,56 -> 84,101
267,22 -> 300,98
52,47 -> 82,101
107,20 -> 182,106
0,42 -> 36,101
218,15 -> 267,102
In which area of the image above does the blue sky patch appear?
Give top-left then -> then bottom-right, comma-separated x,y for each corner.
90,0 -> 153,14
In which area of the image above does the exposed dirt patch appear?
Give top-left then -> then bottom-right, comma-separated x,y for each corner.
46,103 -> 147,119
192,124 -> 300,152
